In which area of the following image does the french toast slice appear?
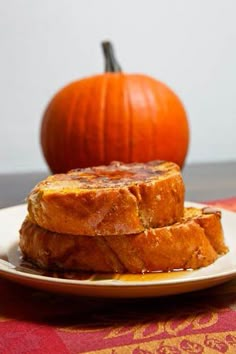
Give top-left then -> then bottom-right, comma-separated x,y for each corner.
19,207 -> 228,274
27,160 -> 184,236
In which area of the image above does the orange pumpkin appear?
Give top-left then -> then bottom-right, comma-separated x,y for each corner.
41,41 -> 189,173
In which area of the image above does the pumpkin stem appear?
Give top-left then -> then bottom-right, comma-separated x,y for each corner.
102,41 -> 122,72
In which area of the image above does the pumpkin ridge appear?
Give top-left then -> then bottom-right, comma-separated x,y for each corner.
140,76 -> 158,161
95,74 -> 108,165
101,74 -> 109,164
71,84 -> 85,169
120,73 -> 130,162
65,86 -> 81,171
82,77 -> 98,167
152,78 -> 188,164
133,75 -> 156,162
124,75 -> 133,162
152,79 -> 170,158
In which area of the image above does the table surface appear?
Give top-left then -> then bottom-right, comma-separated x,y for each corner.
0,161 -> 235,208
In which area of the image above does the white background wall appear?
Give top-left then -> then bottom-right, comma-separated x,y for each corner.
0,0 -> 236,173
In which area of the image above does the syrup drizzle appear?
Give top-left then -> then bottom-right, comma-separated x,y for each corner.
16,257 -> 191,282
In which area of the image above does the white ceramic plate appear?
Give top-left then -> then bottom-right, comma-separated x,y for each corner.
0,202 -> 235,298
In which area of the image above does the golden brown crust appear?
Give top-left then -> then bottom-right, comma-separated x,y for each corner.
19,207 -> 228,273
27,161 -> 184,236
183,207 -> 228,254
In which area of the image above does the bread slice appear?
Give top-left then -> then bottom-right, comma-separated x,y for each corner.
27,160 -> 184,236
19,207 -> 228,273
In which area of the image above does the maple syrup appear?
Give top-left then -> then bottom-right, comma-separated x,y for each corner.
17,257 -> 191,282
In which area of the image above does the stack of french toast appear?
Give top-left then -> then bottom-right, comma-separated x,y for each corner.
19,160 -> 228,273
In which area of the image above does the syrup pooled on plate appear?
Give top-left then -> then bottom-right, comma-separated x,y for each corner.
17,256 -> 191,282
